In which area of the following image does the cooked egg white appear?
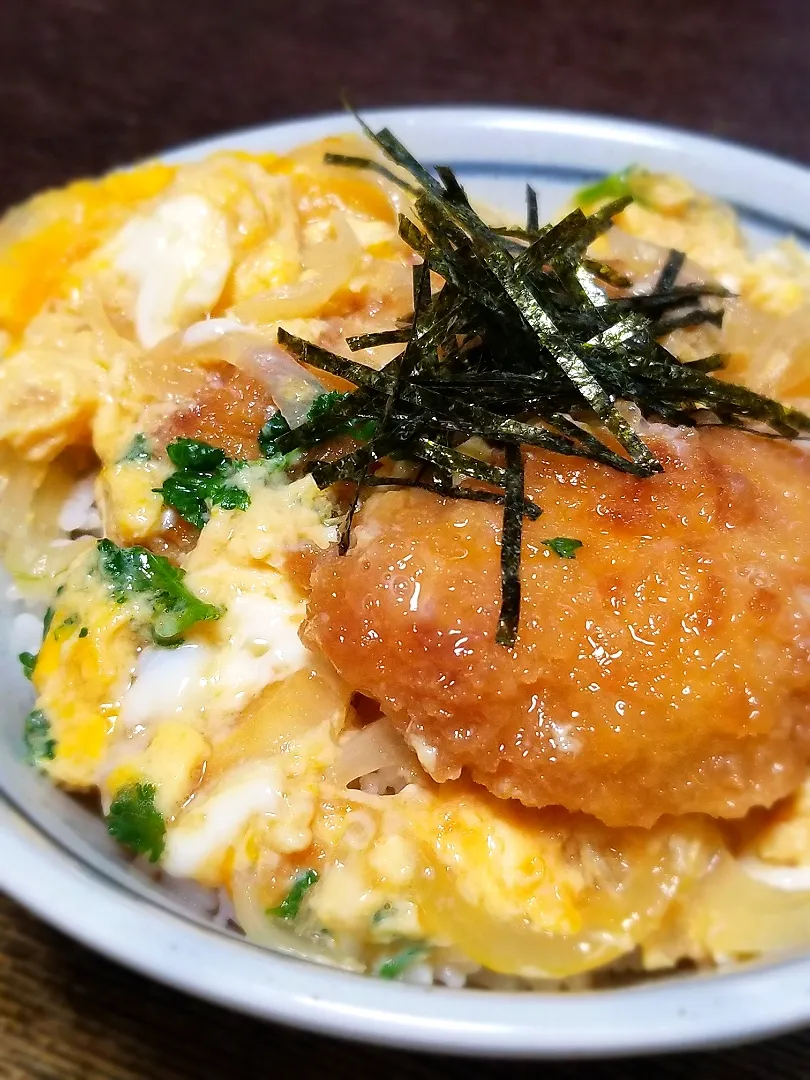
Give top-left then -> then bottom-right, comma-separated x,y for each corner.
119,591 -> 309,735
163,761 -> 288,882
101,193 -> 232,348
120,644 -> 212,731
739,858 -> 810,892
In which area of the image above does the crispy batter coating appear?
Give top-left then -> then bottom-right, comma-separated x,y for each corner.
306,426 -> 810,827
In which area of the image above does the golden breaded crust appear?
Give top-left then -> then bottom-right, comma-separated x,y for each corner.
307,426 -> 810,827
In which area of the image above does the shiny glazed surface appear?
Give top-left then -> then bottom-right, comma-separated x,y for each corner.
308,426 -> 810,826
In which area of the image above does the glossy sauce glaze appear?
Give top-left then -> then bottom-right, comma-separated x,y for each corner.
154,365 -> 276,461
306,426 -> 810,827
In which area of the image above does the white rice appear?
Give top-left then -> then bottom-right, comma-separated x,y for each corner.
58,475 -> 102,536
10,611 -> 44,658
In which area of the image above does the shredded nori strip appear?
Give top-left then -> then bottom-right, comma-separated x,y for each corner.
347,328 -> 412,351
615,283 -> 731,311
526,184 -> 539,233
362,474 -> 542,519
266,113 -> 810,647
655,308 -> 725,335
655,249 -> 686,294
322,152 -> 419,195
495,443 -> 525,647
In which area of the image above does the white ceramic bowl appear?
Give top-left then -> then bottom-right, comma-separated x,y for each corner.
3,107 -> 810,1059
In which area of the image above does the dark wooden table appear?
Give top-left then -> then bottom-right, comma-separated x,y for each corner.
2,1 -> 810,1076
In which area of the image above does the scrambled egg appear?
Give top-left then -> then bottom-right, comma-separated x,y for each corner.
119,474 -> 337,740
33,468 -> 335,782
0,142 -> 405,468
33,560 -> 139,788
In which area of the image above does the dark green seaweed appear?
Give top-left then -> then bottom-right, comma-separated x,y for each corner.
526,184 -> 539,233
322,152 -> 419,195
655,249 -> 686,294
655,308 -> 724,335
495,443 -> 525,647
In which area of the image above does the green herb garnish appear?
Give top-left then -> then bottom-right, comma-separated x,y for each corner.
155,438 -> 250,530
23,709 -> 56,766
258,413 -> 292,457
52,614 -> 79,642
308,390 -> 378,442
167,438 -> 228,472
260,395 -> 376,461
574,168 -> 633,208
372,903 -> 393,927
268,869 -> 319,921
106,781 -> 165,862
266,116 -> 810,648
18,651 -> 37,680
78,626 -> 89,639
96,538 -> 222,645
30,604 -> 58,671
544,537 -> 583,559
120,432 -> 152,462
308,390 -> 347,422
377,941 -> 428,980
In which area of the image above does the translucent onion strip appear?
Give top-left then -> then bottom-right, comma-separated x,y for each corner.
330,716 -> 421,788
231,215 -> 362,324
0,450 -> 95,592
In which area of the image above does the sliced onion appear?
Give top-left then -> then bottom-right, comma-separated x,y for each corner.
284,133 -> 416,223
206,664 -> 350,785
231,214 -> 362,324
0,451 -> 95,592
0,448 -> 43,556
687,854 -> 810,957
230,867 -> 362,971
415,806 -> 719,979
102,319 -> 328,452
720,296 -> 810,400
231,341 -> 325,427
330,716 -> 421,788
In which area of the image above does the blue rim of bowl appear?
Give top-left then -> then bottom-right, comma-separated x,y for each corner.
443,159 -> 810,245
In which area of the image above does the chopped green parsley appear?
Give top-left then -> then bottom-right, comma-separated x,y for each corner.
120,432 -> 152,462
543,537 -> 583,559
105,781 -> 166,863
23,710 -> 56,767
18,651 -> 37,680
155,438 -> 250,530
258,413 -> 292,457
258,392 -> 376,461
52,614 -> 79,642
267,869 -> 319,921
97,538 -> 222,645
377,941 -> 428,980
574,168 -> 633,208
